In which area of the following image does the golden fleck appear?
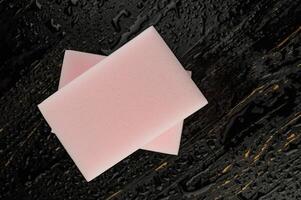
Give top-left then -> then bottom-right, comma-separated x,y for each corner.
253,154 -> 260,162
106,190 -> 122,200
222,164 -> 232,174
242,167 -> 250,173
280,112 -> 301,130
253,136 -> 273,163
241,181 -> 253,191
272,84 -> 279,90
287,133 -> 296,140
155,162 -> 168,171
276,26 -> 301,49
5,154 -> 14,167
244,149 -> 250,159
226,85 -> 266,116
266,135 -> 273,143
284,133 -> 298,148
222,180 -> 231,186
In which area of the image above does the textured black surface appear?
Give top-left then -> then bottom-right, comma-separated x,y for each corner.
0,0 -> 301,199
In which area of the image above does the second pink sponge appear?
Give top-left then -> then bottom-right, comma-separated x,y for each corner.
38,26 -> 207,181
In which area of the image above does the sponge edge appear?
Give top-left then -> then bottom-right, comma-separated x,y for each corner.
58,50 -> 105,89
38,26 -> 208,181
57,50 -> 192,155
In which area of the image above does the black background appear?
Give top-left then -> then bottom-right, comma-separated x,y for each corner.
0,0 -> 301,199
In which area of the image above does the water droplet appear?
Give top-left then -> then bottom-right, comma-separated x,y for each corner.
31,0 -> 42,10
71,15 -> 79,27
137,2 -> 144,9
64,6 -> 73,16
46,19 -> 61,32
70,0 -> 79,6
97,0 -> 105,8
112,9 -> 131,32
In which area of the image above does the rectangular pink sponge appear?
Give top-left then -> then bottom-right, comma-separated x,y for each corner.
58,50 -> 193,155
38,26 -> 207,181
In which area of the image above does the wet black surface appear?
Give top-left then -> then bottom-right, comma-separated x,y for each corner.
0,0 -> 300,199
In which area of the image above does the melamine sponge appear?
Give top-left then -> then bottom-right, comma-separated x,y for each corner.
38,26 -> 207,181
58,50 -> 193,155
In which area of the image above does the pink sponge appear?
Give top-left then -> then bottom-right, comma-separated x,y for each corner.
38,26 -> 207,181
58,50 -> 192,155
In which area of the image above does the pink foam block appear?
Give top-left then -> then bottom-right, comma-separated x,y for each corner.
38,26 -> 207,181
58,50 -> 192,155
